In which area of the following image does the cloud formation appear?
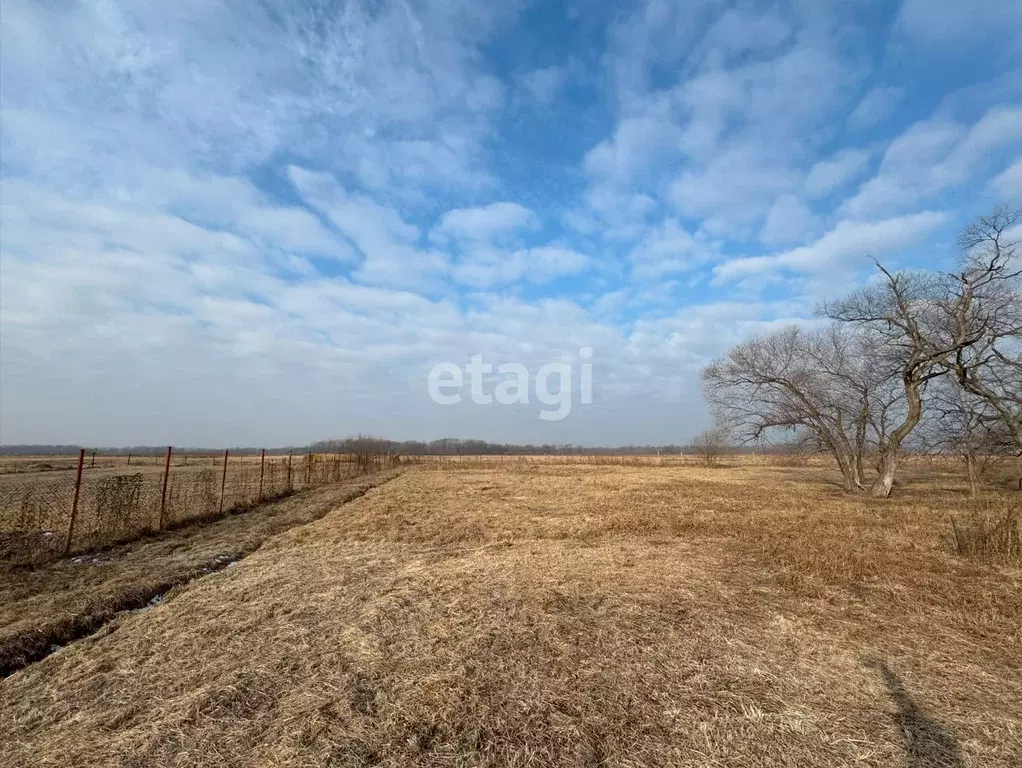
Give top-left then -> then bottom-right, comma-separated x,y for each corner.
1,0 -> 1019,446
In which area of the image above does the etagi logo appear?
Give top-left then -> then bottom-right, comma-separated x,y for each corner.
427,348 -> 593,422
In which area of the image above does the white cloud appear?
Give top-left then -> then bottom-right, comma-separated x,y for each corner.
432,202 -> 540,244
0,181 -> 610,444
627,299 -> 813,371
583,115 -> 678,184
671,69 -> 745,157
670,142 -> 798,223
452,245 -> 587,289
692,8 -> 791,64
135,167 -> 357,260
578,1 -> 864,247
1,0 -> 1018,447
990,159 -> 1022,199
287,166 -> 449,290
431,203 -> 579,289
519,64 -> 570,105
847,86 -> 904,130
572,186 -> 658,241
760,195 -> 820,245
628,219 -> 703,279
714,211 -> 948,283
804,149 -> 872,198
841,106 -> 1022,219
0,0 -> 515,197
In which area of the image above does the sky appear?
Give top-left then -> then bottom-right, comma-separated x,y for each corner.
1,0 -> 1020,447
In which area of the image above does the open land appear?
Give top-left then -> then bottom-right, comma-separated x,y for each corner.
1,459 -> 1019,767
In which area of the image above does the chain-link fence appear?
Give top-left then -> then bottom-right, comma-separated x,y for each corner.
0,449 -> 391,565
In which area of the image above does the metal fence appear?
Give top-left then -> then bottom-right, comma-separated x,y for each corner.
0,449 -> 388,565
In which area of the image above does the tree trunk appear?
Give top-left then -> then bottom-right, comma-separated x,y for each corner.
871,451 -> 896,498
831,446 -> 859,491
854,451 -> 865,490
965,453 -> 978,497
869,373 -> 924,498
827,429 -> 867,492
835,456 -> 853,490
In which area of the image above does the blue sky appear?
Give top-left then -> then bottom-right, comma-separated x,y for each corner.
1,0 -> 1020,446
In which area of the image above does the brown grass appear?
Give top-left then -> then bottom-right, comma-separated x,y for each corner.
1,462 -> 1019,767
949,503 -> 1021,561
0,469 -> 402,676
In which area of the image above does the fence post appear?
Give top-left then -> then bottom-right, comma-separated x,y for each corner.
65,448 -> 85,556
258,448 -> 266,499
158,446 -> 173,529
90,450 -> 96,468
219,449 -> 229,515
127,452 -> 131,466
307,449 -> 313,486
287,451 -> 293,493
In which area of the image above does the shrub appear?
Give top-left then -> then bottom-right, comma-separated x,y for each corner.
949,503 -> 1021,562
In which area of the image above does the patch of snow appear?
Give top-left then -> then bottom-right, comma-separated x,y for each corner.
71,555 -> 108,565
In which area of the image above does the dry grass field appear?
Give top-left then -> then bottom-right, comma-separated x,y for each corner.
1,461 -> 1020,767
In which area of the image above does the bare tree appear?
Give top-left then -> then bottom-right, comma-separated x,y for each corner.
702,325 -> 899,491
691,428 -> 725,467
703,207 -> 1019,497
350,434 -> 382,473
820,207 -> 1021,496
805,324 -> 906,483
942,207 -> 1022,455
820,263 -> 969,496
917,378 -> 1013,495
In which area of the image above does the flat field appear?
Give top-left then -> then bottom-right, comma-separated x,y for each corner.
1,461 -> 1019,767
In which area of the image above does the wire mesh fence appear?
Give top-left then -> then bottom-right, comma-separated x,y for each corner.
0,449 -> 391,565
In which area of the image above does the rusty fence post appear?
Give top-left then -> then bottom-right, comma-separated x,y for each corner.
90,450 -> 96,468
127,453 -> 131,466
258,448 -> 266,500
65,448 -> 85,556
287,451 -> 293,493
158,446 -> 173,529
219,449 -> 229,515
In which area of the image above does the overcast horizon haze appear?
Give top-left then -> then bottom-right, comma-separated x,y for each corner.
1,0 -> 1021,447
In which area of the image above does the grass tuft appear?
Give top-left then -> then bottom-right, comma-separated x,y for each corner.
949,502 -> 1021,563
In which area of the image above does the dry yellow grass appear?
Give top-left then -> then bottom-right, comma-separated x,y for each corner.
1,462 -> 1019,767
0,469 -> 402,675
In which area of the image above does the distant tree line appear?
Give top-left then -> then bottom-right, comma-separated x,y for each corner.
703,206 -> 1022,497
310,437 -> 755,457
2,437 -> 783,459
